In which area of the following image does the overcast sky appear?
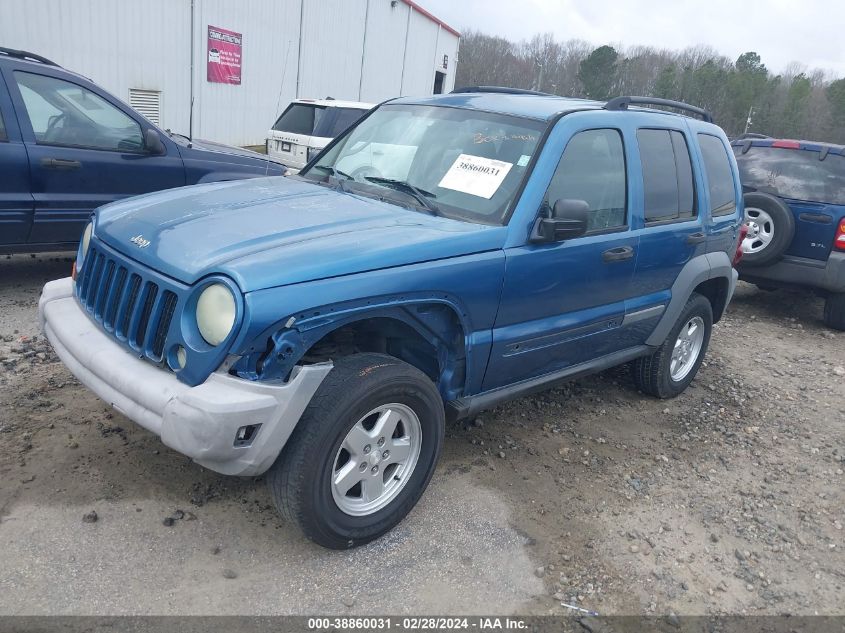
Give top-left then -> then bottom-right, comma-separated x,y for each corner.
421,0 -> 845,78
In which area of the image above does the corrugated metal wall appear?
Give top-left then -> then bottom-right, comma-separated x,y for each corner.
0,0 -> 460,146
0,0 -> 193,133
192,0 -> 301,146
298,0 -> 367,100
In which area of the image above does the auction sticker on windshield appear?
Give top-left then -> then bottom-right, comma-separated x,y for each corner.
438,154 -> 513,199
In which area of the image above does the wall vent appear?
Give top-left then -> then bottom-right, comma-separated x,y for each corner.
129,89 -> 162,126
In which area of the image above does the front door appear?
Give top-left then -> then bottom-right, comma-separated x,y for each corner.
5,67 -> 184,246
484,127 -> 639,391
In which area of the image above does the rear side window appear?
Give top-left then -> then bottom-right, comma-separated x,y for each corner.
544,128 -> 627,231
272,103 -> 326,135
698,134 -> 737,216
733,146 -> 845,205
0,109 -> 6,141
638,129 -> 696,222
327,108 -> 367,137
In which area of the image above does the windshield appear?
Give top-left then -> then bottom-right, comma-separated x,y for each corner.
734,146 -> 845,205
301,104 -> 547,224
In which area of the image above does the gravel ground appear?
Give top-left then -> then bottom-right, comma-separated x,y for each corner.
0,253 -> 843,616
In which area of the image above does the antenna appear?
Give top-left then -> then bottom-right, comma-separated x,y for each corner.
266,39 -> 293,176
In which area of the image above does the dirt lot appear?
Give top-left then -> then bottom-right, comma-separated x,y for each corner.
1,254 -> 843,616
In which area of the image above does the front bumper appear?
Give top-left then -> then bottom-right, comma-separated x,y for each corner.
739,252 -> 845,293
39,277 -> 332,476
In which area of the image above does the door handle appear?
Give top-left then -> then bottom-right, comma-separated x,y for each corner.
686,232 -> 706,245
41,158 -> 81,170
602,245 -> 635,262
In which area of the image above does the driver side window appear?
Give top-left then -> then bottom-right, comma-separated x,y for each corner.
543,128 -> 627,231
14,71 -> 143,152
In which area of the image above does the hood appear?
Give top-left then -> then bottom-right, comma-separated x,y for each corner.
173,135 -> 285,167
188,137 -> 270,160
94,177 -> 506,292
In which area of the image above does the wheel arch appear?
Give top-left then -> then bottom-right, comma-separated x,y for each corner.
231,298 -> 470,402
646,252 -> 736,346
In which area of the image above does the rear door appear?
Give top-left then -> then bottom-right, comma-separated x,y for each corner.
696,132 -> 740,254
5,65 -> 184,246
266,102 -> 327,170
0,68 -> 34,246
630,125 -> 705,323
733,143 -> 845,261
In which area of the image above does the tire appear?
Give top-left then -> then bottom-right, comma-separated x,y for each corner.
823,292 -> 845,330
632,293 -> 713,398
267,353 -> 445,549
740,192 -> 794,266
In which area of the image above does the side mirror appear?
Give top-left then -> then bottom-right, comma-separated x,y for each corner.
143,128 -> 166,155
530,198 -> 590,243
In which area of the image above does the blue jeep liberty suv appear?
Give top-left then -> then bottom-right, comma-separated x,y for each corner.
40,89 -> 744,548
731,136 -> 845,329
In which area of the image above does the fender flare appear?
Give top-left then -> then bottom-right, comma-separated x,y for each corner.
232,293 -> 473,400
645,252 -> 736,346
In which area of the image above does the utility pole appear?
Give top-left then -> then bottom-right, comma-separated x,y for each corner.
744,106 -> 754,134
533,57 -> 544,92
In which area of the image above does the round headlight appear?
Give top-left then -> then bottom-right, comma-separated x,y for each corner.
78,222 -> 92,267
196,283 -> 236,346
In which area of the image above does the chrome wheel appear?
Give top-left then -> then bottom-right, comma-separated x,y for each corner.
331,403 -> 422,517
670,316 -> 705,382
742,207 -> 775,254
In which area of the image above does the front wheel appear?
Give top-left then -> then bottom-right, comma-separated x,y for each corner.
632,293 -> 713,398
267,353 -> 444,549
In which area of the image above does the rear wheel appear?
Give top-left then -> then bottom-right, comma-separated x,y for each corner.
741,192 -> 794,266
633,293 -> 713,398
823,292 -> 845,331
267,353 -> 444,549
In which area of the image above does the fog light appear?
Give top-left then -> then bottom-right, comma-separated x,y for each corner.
234,424 -> 261,447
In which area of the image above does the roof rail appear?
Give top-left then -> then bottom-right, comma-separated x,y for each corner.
605,96 -> 713,123
0,47 -> 60,67
450,86 -> 552,96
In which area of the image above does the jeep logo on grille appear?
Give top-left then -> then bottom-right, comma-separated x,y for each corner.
130,235 -> 151,248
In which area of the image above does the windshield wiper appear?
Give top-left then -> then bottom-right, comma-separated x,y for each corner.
364,177 -> 442,216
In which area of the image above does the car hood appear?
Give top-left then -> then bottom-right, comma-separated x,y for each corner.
188,137 -> 268,160
94,177 -> 506,291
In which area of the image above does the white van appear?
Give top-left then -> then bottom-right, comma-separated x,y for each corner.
266,98 -> 374,172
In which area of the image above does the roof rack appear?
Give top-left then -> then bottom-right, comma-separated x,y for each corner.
605,96 -> 713,123
0,47 -> 60,67
734,132 -> 769,140
450,86 -> 552,96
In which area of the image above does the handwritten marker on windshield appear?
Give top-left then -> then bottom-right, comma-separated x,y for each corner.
560,602 -> 600,617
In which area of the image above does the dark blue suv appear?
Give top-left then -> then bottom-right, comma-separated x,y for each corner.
40,90 -> 743,548
732,137 -> 845,329
0,48 -> 285,254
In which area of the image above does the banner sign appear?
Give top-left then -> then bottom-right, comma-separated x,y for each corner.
207,25 -> 242,85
